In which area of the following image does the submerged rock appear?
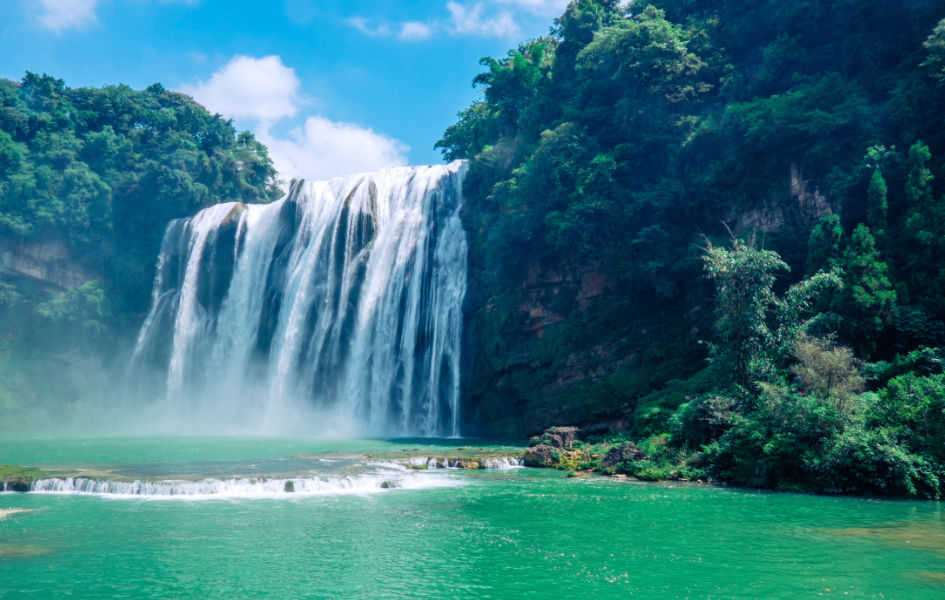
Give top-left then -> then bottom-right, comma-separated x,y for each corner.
0,509 -> 32,520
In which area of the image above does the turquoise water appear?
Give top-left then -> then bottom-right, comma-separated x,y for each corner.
2,438 -> 944,598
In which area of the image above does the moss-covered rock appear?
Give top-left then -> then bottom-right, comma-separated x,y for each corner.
0,465 -> 46,492
523,445 -> 556,467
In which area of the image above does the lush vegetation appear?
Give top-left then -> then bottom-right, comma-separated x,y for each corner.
444,0 -> 945,497
6,1 -> 945,498
0,74 -> 279,421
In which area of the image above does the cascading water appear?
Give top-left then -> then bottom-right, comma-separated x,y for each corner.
130,161 -> 467,436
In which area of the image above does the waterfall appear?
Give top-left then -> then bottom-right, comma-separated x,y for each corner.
130,161 -> 468,437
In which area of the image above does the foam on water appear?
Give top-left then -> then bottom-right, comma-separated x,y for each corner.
27,464 -> 460,500
396,456 -> 524,469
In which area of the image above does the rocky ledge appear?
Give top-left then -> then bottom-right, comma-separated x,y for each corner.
0,465 -> 48,492
523,426 -> 707,483
399,455 -> 523,470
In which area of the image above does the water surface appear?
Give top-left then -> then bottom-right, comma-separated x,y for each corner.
2,437 -> 943,598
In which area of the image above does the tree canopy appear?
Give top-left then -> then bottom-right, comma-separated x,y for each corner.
0,73 -> 280,322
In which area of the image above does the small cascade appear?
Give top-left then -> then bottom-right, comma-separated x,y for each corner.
481,457 -> 524,469
29,469 -> 459,498
397,456 -> 524,469
130,162 -> 468,436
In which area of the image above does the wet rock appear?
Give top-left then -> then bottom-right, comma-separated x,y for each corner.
601,443 -> 646,469
447,458 -> 480,469
379,480 -> 397,489
283,480 -> 295,493
2,478 -> 32,493
523,444 -> 556,467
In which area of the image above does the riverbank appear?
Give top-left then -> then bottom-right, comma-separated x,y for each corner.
522,426 -> 708,483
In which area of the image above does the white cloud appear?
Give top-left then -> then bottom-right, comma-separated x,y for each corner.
37,0 -> 99,33
495,0 -> 570,16
399,21 -> 433,41
447,2 -> 519,38
258,117 -> 409,182
347,17 -> 391,38
181,55 -> 301,122
348,17 -> 431,41
348,2 -> 537,42
181,55 -> 410,181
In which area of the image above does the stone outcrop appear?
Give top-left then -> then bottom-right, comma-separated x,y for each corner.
0,238 -> 93,291
443,457 -> 480,469
523,445 -> 556,467
601,443 -> 646,469
539,426 -> 583,449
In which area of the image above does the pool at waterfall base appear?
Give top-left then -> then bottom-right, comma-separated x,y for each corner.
1,437 -> 944,599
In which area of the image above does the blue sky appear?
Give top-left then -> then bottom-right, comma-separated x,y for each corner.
0,0 -> 570,181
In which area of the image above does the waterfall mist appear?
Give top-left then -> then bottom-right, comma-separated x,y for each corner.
122,161 -> 468,437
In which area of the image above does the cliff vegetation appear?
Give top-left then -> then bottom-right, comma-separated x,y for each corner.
441,0 -> 945,497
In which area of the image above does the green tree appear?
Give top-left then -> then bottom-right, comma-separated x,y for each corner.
906,141 -> 934,212
703,237 -> 839,390
873,373 -> 945,464
901,141 -> 945,314
922,18 -> 945,84
806,214 -> 844,275
703,238 -> 787,388
866,168 -> 888,240
834,224 -> 896,356
790,335 -> 864,414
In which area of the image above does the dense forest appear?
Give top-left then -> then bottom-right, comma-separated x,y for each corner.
442,0 -> 945,497
0,74 -> 279,420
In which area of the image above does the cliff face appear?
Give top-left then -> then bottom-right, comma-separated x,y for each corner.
0,238 -> 94,293
461,261 -> 704,436
461,166 -> 838,437
0,236 -> 110,431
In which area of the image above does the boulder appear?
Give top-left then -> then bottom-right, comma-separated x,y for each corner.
601,443 -> 646,468
523,444 -> 556,467
540,426 -> 583,449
